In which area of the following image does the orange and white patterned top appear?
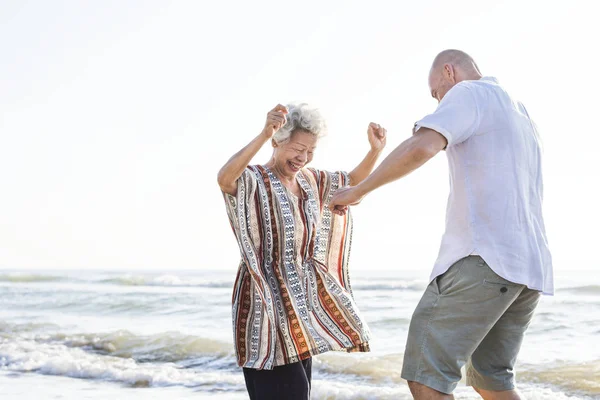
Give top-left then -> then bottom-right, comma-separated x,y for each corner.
223,165 -> 371,370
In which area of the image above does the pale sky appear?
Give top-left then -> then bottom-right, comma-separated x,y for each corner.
1,0 -> 598,272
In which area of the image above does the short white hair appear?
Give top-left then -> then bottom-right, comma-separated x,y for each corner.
273,103 -> 327,144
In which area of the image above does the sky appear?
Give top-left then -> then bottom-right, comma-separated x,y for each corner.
1,0 -> 598,273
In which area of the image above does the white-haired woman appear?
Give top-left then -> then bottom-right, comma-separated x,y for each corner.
218,104 -> 386,400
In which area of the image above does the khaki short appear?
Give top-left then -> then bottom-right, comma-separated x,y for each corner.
401,256 -> 541,394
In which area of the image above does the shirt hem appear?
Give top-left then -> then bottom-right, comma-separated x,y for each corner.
431,252 -> 554,296
238,340 -> 371,370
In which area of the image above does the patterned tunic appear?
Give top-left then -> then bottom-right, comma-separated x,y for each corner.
223,165 -> 371,369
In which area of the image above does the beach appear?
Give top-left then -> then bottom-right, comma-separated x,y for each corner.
1,268 -> 598,399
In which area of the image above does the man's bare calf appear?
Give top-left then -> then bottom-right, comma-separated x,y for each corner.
407,381 -> 454,400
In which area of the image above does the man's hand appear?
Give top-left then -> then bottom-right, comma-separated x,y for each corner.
261,104 -> 288,139
329,186 -> 365,215
367,122 -> 387,152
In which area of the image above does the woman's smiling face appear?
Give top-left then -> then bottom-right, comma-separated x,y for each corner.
271,130 -> 318,179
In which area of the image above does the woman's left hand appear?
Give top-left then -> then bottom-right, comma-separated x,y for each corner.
367,122 -> 387,152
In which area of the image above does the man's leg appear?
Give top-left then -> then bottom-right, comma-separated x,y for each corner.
408,381 -> 455,399
401,256 -> 527,397
467,284 -> 541,400
407,380 -> 521,400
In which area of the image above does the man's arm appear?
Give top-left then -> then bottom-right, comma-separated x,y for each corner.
329,128 -> 447,213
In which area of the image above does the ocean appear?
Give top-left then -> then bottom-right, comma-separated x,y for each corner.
1,268 -> 598,399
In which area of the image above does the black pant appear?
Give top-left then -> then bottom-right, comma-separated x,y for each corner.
243,358 -> 312,400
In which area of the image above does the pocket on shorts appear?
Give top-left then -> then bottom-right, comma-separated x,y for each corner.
482,264 -> 522,295
482,280 -> 520,297
435,257 -> 468,296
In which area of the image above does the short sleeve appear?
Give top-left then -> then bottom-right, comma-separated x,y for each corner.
222,167 -> 258,230
305,168 -> 349,206
414,83 -> 480,147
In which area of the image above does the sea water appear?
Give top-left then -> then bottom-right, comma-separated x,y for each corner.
0,268 -> 598,399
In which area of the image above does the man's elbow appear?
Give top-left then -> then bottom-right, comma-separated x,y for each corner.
412,130 -> 446,162
410,143 -> 439,164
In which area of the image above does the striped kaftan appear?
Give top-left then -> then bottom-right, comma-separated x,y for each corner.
223,165 -> 371,370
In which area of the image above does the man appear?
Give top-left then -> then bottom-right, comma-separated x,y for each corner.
329,50 -> 553,400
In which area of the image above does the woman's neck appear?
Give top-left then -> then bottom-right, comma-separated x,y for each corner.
265,160 -> 297,185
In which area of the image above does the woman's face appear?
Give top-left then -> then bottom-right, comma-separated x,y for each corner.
272,130 -> 318,179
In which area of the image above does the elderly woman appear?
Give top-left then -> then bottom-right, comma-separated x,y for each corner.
217,103 -> 386,400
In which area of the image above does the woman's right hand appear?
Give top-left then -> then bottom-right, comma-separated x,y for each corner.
261,104 -> 289,139
217,104 -> 289,195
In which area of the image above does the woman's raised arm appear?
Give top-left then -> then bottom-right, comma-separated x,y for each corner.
217,104 -> 288,195
347,122 -> 387,186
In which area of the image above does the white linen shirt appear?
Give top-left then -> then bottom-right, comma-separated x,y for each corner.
415,77 -> 553,295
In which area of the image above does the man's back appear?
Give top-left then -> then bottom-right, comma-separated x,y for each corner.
417,77 -> 553,294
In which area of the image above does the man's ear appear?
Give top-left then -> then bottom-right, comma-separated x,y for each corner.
271,139 -> 278,148
444,63 -> 456,84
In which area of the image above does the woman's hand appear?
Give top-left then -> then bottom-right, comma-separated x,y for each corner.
367,122 -> 387,152
329,186 -> 365,215
262,104 -> 289,139
347,122 -> 387,187
217,103 -> 288,195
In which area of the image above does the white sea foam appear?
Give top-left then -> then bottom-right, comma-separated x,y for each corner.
315,352 -> 405,382
0,335 -> 597,398
312,379 -> 412,399
0,323 -> 234,363
312,378 -> 594,400
519,361 -> 600,396
314,352 -> 600,397
0,337 -> 243,389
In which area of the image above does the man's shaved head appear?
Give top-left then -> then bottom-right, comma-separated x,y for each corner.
431,50 -> 481,74
428,49 -> 482,103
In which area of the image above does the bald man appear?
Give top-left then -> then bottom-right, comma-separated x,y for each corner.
329,50 -> 553,400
